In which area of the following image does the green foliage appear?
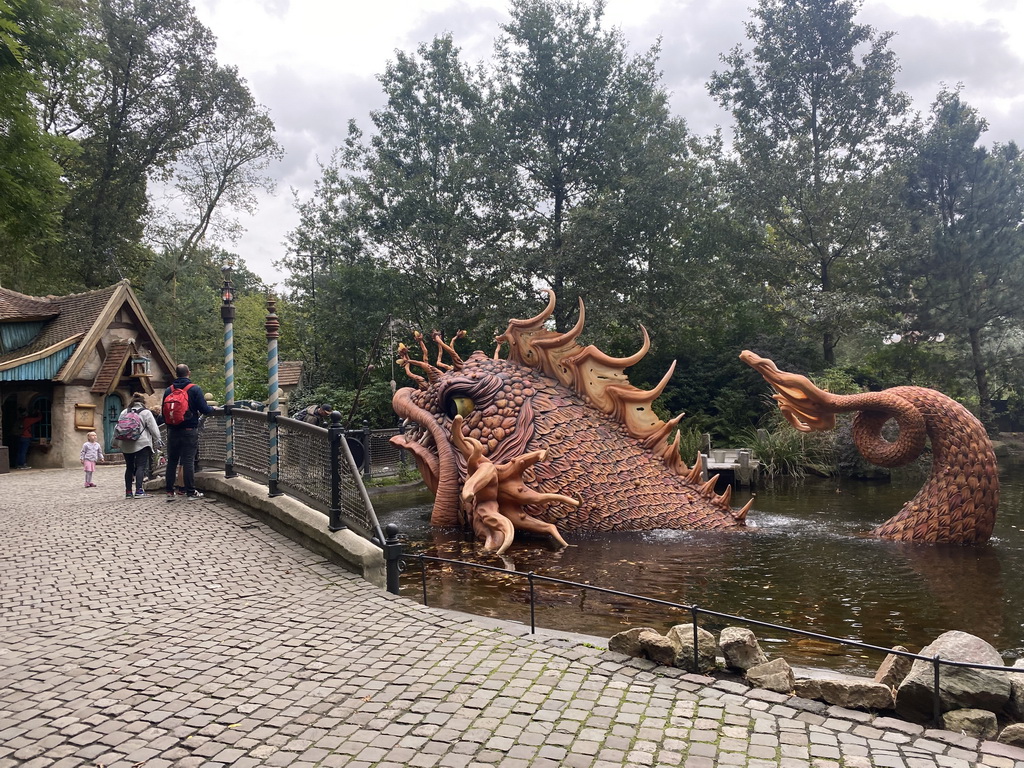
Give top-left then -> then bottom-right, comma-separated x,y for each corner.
0,0 -> 67,286
743,417 -> 835,479
671,424 -> 706,467
903,87 -> 1024,430
0,0 -> 278,296
489,0 -> 698,333
708,0 -> 913,365
291,380 -> 397,430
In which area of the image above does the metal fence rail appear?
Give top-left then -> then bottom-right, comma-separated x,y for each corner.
165,410 -> 386,542
400,549 -> 1024,729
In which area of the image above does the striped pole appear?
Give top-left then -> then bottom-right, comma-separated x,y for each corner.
266,293 -> 281,496
221,265 -> 236,479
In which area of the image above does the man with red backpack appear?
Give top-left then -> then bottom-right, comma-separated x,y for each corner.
162,363 -> 213,500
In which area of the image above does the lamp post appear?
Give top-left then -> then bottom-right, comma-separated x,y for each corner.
266,292 -> 282,497
221,263 -> 236,479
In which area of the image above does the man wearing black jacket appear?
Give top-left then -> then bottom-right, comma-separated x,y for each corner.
162,364 -> 214,500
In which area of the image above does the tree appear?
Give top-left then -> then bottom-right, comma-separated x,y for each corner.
282,129 -> 399,388
50,0 -> 225,287
0,0 -> 67,288
904,88 -> 1024,428
362,34 -> 506,334
708,0 -> 912,365
148,64 -> 282,282
489,0 -> 693,331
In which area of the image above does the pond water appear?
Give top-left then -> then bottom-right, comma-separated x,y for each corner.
376,459 -> 1024,676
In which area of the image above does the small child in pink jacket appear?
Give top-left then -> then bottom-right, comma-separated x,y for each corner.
80,432 -> 104,487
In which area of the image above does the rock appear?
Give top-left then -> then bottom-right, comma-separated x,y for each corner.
608,627 -> 659,658
874,646 -> 913,689
815,678 -> 894,710
719,627 -> 768,672
665,624 -> 718,673
637,630 -> 678,667
894,630 -> 1012,723
794,678 -> 822,700
1008,659 -> 1024,721
999,723 -> 1024,748
942,708 -> 998,740
746,657 -> 794,694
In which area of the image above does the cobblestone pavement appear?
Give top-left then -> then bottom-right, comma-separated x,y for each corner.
2,467 -> 1024,768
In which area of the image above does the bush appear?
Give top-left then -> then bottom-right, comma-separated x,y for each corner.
744,397 -> 836,479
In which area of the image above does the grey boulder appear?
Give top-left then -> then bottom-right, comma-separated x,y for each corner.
895,631 -> 1011,723
719,627 -> 768,672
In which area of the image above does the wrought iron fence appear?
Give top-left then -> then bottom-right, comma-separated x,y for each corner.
162,410 -> 385,542
385,538 -> 1024,729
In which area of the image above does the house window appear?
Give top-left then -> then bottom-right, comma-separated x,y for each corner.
28,396 -> 51,441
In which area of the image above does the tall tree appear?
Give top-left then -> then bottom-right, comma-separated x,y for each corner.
51,0 -> 223,286
283,129 -> 399,387
708,0 -> 912,364
148,64 -> 282,281
904,88 -> 1024,429
0,0 -> 67,288
362,34 -> 506,334
489,0 -> 691,331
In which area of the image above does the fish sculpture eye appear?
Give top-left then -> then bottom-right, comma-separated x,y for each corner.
445,395 -> 475,420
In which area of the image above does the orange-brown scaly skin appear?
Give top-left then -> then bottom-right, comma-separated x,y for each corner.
741,351 -> 998,545
391,293 -> 750,552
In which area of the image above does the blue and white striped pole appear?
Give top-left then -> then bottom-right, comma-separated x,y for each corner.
220,265 -> 236,479
266,293 -> 281,497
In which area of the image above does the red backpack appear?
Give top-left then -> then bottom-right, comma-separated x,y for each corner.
163,383 -> 195,426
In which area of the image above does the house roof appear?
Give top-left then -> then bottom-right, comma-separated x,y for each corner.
279,360 -> 304,388
0,288 -> 60,322
0,281 -> 175,383
90,338 -> 134,395
0,283 -> 118,371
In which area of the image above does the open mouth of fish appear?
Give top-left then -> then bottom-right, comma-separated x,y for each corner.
390,388 -> 461,525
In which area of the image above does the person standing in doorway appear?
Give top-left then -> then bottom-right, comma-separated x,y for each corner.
162,364 -> 213,500
116,394 -> 162,499
15,407 -> 41,469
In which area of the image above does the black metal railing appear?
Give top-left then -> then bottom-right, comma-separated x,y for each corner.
392,543 -> 1023,729
164,410 -> 385,543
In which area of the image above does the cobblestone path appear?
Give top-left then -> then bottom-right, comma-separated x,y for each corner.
2,467 -> 1023,768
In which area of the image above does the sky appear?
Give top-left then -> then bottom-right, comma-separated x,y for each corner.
186,0 -> 1024,286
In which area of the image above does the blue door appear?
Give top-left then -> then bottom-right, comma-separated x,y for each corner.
104,394 -> 123,453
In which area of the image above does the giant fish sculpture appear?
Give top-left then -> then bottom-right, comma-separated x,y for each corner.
391,292 -> 998,552
390,291 -> 752,554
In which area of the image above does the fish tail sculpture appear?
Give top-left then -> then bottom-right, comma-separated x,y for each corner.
390,291 -> 753,553
740,351 -> 998,545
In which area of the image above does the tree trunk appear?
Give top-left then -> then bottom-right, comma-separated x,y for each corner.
968,326 -> 995,432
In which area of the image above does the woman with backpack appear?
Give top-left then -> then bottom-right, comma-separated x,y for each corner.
115,393 -> 162,499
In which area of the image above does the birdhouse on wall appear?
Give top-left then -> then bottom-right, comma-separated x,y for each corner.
131,356 -> 150,377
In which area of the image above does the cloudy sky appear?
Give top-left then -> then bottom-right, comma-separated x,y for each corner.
187,0 -> 1024,285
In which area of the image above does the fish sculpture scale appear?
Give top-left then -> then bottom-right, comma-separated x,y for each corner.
740,351 -> 998,545
390,291 -> 751,553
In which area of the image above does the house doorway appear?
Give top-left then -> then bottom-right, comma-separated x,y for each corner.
104,393 -> 123,453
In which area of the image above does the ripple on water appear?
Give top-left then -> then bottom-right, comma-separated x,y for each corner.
386,467 -> 1024,675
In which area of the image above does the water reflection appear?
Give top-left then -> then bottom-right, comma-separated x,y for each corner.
378,460 -> 1024,674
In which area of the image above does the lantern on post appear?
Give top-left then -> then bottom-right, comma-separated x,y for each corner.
221,263 -> 236,478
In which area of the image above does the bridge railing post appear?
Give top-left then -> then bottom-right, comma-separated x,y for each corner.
384,523 -> 402,595
328,411 -> 345,532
